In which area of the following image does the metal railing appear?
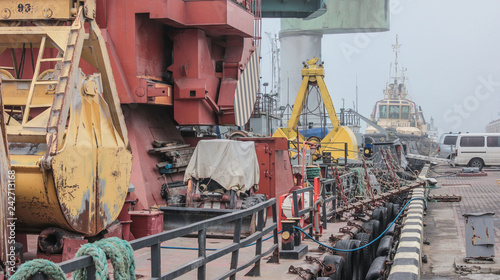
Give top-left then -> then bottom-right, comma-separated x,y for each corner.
336,171 -> 363,208
320,179 -> 336,229
290,180 -> 337,235
325,167 -> 368,210
292,187 -> 314,237
37,199 -> 278,280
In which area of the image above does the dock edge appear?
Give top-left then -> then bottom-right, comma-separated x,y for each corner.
388,187 -> 425,280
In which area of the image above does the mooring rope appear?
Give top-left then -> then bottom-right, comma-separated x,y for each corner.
94,237 -> 136,280
73,242 -> 109,280
10,259 -> 66,280
10,237 -> 136,280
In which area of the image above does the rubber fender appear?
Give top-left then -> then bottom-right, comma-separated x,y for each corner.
348,239 -> 364,280
365,256 -> 386,280
372,207 -> 388,229
362,220 -> 380,257
392,204 -> 401,220
385,202 -> 394,222
334,239 -> 356,280
385,223 -> 396,236
371,208 -> 381,222
354,232 -> 373,278
366,220 -> 382,239
362,221 -> 375,235
322,255 -> 344,280
376,236 -> 393,257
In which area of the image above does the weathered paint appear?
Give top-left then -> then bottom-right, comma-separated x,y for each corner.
0,86 -> 10,266
1,7 -> 132,236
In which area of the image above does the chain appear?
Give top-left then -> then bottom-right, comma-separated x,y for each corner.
288,265 -> 312,279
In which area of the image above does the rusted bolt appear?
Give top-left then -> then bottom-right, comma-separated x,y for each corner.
43,8 -> 53,18
1,8 -> 11,19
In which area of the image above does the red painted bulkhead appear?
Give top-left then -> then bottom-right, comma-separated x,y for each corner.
95,0 -> 256,126
240,138 -> 295,200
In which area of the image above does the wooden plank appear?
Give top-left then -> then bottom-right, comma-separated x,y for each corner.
156,159 -> 190,169
160,167 -> 187,174
164,147 -> 195,156
152,140 -> 181,148
148,144 -> 190,154
157,158 -> 191,168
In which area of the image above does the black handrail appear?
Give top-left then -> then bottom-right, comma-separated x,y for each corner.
320,179 -> 336,229
292,187 -> 314,236
48,199 -> 278,280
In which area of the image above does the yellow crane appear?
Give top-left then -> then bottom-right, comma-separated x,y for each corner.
273,58 -> 358,160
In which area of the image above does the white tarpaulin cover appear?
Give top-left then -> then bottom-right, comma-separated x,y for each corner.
184,140 -> 260,194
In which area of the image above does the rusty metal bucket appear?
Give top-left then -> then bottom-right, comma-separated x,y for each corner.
1,8 -> 132,236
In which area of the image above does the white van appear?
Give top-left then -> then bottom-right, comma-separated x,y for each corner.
454,133 -> 500,170
437,133 -> 459,159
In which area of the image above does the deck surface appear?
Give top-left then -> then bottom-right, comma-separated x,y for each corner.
422,165 -> 500,279
23,164 -> 500,279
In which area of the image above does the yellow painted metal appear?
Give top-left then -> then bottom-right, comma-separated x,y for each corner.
23,36 -> 45,124
273,58 -> 358,160
0,84 -> 10,266
0,6 -> 132,236
0,68 -> 14,79
0,0 -> 74,21
1,79 -> 55,107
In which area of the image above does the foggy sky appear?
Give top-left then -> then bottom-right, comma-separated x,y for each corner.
260,0 -> 500,134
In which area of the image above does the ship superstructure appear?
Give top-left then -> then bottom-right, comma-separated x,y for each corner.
366,36 -> 428,137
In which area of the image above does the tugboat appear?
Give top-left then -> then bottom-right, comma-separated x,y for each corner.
366,35 -> 428,138
365,36 -> 437,167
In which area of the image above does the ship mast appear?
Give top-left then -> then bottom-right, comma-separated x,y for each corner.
392,35 -> 401,99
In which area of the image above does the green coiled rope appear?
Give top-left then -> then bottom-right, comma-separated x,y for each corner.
95,237 -> 136,280
10,259 -> 66,280
73,242 -> 109,280
10,237 -> 136,280
306,166 -> 321,179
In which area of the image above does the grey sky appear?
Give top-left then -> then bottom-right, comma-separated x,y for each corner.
260,0 -> 500,134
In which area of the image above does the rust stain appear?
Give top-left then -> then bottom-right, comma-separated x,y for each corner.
471,226 -> 481,245
486,227 -> 489,242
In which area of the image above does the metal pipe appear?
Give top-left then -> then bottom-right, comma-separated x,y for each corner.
313,198 -> 323,236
